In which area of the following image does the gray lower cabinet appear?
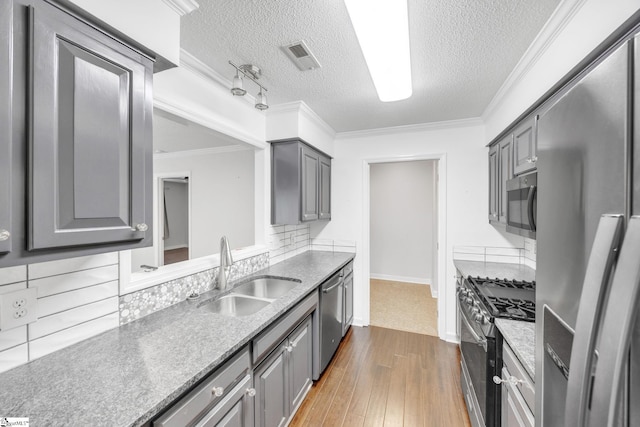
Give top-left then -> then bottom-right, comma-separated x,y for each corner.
512,116 -> 538,176
499,344 -> 534,427
0,0 -> 13,255
271,139 -> 331,225
255,315 -> 313,427
29,1 -> 152,249
342,262 -> 354,337
154,348 -> 254,427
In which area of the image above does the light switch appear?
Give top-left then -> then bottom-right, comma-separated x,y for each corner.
0,288 -> 38,331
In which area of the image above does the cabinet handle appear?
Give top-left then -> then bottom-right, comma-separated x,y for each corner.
246,387 -> 256,397
0,229 -> 9,241
492,375 -> 523,386
133,223 -> 148,232
531,156 -> 538,163
285,344 -> 294,353
212,386 -> 224,397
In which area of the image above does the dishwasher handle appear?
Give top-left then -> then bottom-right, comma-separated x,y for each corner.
322,279 -> 342,293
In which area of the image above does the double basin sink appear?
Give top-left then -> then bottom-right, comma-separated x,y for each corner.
200,276 -> 301,317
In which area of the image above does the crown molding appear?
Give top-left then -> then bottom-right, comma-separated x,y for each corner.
179,49 -> 257,105
482,0 -> 587,121
335,117 -> 484,140
268,101 -> 337,139
161,0 -> 199,16
154,144 -> 250,160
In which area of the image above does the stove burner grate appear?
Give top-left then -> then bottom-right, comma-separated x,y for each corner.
485,296 -> 536,321
468,276 -> 536,291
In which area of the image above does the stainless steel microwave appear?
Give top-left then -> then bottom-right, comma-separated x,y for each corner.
506,172 -> 537,239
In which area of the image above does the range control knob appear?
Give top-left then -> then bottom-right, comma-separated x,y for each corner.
465,297 -> 473,305
474,313 -> 488,325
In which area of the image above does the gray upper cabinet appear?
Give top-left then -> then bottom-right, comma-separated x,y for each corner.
488,144 -> 499,222
319,155 -> 331,220
498,135 -> 514,224
513,115 -> 538,175
0,1 -> 13,255
29,2 -> 152,249
271,139 -> 332,225
300,145 -> 320,222
0,0 -> 160,267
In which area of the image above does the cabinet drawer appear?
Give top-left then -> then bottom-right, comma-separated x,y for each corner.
342,261 -> 353,277
503,343 -> 535,413
154,347 -> 251,427
252,291 -> 318,365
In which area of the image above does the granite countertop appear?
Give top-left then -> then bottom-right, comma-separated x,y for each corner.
453,259 -> 536,282
0,251 -> 354,426
495,319 -> 535,380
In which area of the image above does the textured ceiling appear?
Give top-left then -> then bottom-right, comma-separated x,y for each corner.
180,0 -> 560,133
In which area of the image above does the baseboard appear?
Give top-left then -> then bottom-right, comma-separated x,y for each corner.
443,331 -> 460,344
431,287 -> 438,298
370,273 -> 432,285
164,244 -> 188,251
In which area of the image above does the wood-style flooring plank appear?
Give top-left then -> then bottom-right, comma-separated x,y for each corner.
289,326 -> 471,427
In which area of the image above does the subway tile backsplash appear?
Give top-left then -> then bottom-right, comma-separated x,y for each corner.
453,244 -> 536,269
268,224 -> 310,265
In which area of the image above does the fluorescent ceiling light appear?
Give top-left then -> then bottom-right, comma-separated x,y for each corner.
344,0 -> 412,102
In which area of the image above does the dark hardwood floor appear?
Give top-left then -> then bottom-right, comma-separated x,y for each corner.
290,326 -> 471,427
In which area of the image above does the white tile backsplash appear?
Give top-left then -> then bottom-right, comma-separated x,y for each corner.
0,344 -> 28,373
0,326 -> 27,352
30,264 -> 118,298
29,312 -> 119,360
453,245 -> 534,268
0,253 -> 121,373
0,265 -> 27,285
268,224 -> 311,265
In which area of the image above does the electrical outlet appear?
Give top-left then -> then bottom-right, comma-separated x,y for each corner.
0,288 -> 37,331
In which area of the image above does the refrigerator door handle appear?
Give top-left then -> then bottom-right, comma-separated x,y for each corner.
587,216 -> 640,427
527,185 -> 537,231
565,214 -> 624,427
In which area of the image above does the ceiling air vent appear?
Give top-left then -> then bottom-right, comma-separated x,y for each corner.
282,40 -> 321,71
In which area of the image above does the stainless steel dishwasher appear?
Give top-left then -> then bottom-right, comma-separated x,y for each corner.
319,270 -> 343,374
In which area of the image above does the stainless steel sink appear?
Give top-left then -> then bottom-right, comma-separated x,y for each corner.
200,295 -> 271,317
233,277 -> 300,300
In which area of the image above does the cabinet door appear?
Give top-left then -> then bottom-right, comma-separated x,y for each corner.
488,144 -> 499,221
513,116 -> 538,175
0,1 -> 12,254
498,135 -> 514,224
500,367 -> 534,427
288,317 -> 313,413
29,3 -> 152,249
255,347 -> 288,427
195,375 -> 254,427
300,145 -> 319,222
318,155 -> 331,220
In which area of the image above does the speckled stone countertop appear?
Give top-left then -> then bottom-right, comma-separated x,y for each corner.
496,319 -> 535,380
453,259 -> 536,282
0,251 -> 354,426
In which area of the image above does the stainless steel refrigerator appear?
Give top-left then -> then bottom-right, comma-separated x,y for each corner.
536,31 -> 640,427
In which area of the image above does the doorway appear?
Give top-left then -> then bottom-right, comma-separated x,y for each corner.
361,154 -> 447,340
369,160 -> 439,336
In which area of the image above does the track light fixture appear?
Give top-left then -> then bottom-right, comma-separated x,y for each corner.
229,61 -> 269,110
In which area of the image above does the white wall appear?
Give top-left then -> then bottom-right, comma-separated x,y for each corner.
156,149 -> 255,258
370,160 -> 435,285
312,120 -> 524,342
69,0 -> 182,64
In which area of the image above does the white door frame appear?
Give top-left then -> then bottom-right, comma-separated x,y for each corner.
362,153 -> 447,339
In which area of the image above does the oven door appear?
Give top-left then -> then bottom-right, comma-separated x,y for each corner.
459,298 -> 489,425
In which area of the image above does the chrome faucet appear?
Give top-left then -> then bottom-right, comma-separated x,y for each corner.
217,236 -> 233,290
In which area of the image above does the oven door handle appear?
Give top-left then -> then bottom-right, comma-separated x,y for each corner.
460,307 -> 487,351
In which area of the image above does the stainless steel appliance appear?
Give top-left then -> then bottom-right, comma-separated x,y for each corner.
505,172 -> 537,239
319,270 -> 343,373
536,28 -> 640,426
458,276 -> 535,427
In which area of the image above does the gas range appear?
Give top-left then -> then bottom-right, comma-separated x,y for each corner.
467,276 -> 536,322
